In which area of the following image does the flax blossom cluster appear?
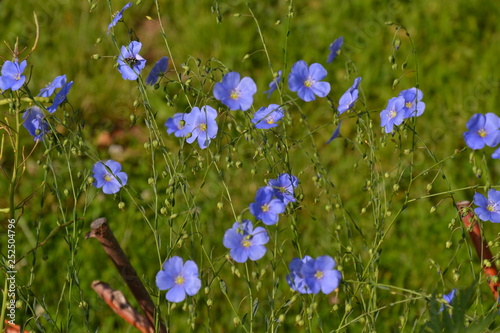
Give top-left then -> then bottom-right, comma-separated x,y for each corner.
464,114 -> 500,223
380,87 -> 426,133
223,173 -> 298,263
164,105 -> 218,149
1,57 -> 74,140
287,255 -> 342,294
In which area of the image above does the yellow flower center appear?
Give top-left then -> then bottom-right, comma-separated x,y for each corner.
478,128 -> 487,137
405,101 -> 413,108
230,89 -> 240,100
388,109 -> 397,119
261,204 -> 270,212
241,239 -> 251,248
279,187 -> 286,193
266,118 -> 275,124
487,203 -> 496,212
178,120 -> 185,130
199,123 -> 207,131
314,270 -> 324,279
304,78 -> 313,88
14,73 -> 21,81
175,275 -> 185,285
104,174 -> 112,182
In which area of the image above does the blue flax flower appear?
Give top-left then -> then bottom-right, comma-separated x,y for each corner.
337,77 -> 361,114
38,75 -> 66,97
288,60 -> 331,102
146,56 -> 169,86
463,113 -> 500,150
440,289 -> 457,312
264,70 -> 282,98
213,72 -> 257,111
302,255 -> 342,294
108,2 -> 132,32
156,256 -> 201,303
164,113 -> 192,137
47,81 -> 73,113
326,122 -> 342,144
399,87 -> 425,118
249,186 -> 286,225
380,96 -> 405,133
327,37 -> 343,63
252,104 -> 284,129
492,147 -> 500,160
0,59 -> 27,91
473,189 -> 500,223
286,256 -> 314,294
117,41 -> 146,81
183,106 -> 218,149
22,107 -> 49,141
92,160 -> 128,194
268,173 -> 298,205
223,220 -> 269,263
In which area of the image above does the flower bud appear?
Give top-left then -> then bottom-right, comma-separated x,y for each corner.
118,202 -> 125,210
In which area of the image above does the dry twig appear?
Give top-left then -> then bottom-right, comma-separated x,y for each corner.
456,201 -> 499,301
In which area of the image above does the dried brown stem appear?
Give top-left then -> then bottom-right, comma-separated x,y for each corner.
91,281 -> 154,333
3,320 -> 30,333
86,217 -> 165,332
456,201 -> 499,301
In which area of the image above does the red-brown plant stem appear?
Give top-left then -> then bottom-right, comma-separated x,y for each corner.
3,320 -> 30,333
91,281 -> 154,333
456,201 -> 499,301
86,218 -> 166,333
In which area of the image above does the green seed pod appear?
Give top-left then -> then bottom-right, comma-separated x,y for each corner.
92,54 -> 101,60
148,177 -> 154,185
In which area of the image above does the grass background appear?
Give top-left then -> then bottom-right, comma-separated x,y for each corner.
1,0 -> 500,331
